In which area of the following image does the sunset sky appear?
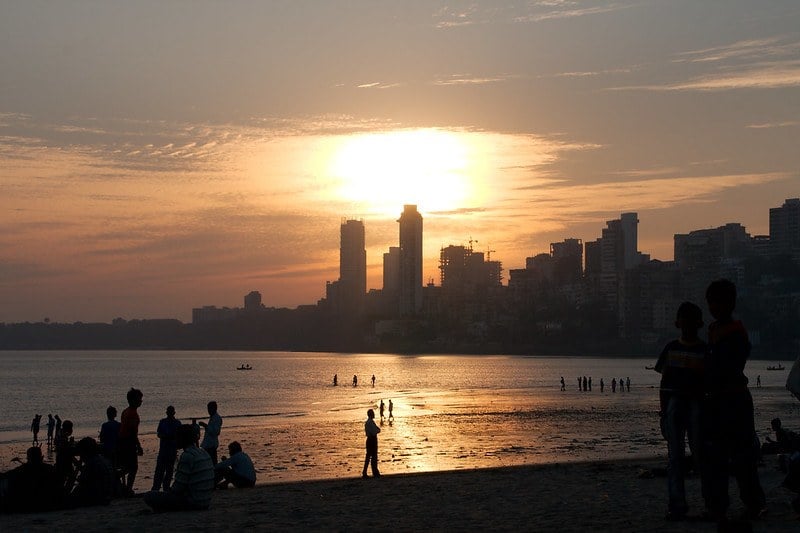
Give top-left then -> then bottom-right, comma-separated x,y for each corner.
2,1 -> 799,323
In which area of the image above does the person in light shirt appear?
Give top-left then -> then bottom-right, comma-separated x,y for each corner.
214,441 -> 256,489
199,401 -> 222,465
362,409 -> 381,478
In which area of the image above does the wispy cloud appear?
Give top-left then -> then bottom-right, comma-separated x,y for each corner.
747,120 -> 800,129
674,36 -> 800,64
356,81 -> 403,89
514,2 -> 634,23
665,60 -> 800,91
433,74 -> 513,86
433,1 -> 635,29
611,35 -> 800,92
515,172 -> 790,214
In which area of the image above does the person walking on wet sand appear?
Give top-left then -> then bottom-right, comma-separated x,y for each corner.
372,374 -> 376,387
611,378 -> 617,393
379,399 -> 385,420
353,375 -> 358,387
560,377 -> 565,391
582,376 -> 588,392
626,377 -> 631,392
388,399 -> 394,420
362,409 -> 381,478
31,414 -> 42,444
600,378 -> 605,393
46,413 -> 55,445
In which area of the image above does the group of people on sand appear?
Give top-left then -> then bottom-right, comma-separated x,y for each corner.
559,375 -> 630,393
29,413 -> 62,447
1,389 -> 256,514
653,279 -> 772,526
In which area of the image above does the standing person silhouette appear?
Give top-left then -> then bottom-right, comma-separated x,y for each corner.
353,375 -> 358,387
46,414 -> 55,445
701,279 -> 766,523
31,414 -> 41,444
655,301 -> 707,521
388,399 -> 394,420
371,374 -> 376,387
98,406 -> 121,465
379,399 -> 385,420
560,377 -> 566,391
55,414 -> 62,441
199,401 -> 222,465
118,388 -> 144,494
362,409 -> 381,478
152,405 -> 182,491
600,378 -> 605,393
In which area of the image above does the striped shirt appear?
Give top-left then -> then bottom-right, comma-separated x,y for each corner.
171,446 -> 214,509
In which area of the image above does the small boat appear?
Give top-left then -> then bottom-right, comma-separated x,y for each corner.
645,365 -> 655,370
237,364 -> 253,371
766,364 -> 785,371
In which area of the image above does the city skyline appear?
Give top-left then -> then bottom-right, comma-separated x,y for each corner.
2,1 -> 799,323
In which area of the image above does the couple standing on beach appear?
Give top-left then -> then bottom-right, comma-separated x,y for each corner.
655,279 -> 765,524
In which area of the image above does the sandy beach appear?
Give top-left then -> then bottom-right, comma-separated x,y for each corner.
3,457 -> 799,532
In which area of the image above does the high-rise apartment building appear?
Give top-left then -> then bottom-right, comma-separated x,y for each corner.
550,238 -> 583,283
383,246 -> 400,293
770,198 -> 800,256
340,219 -> 366,296
244,291 -> 262,312
398,205 -> 423,316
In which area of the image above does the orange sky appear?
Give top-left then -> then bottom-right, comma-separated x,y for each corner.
1,1 -> 799,322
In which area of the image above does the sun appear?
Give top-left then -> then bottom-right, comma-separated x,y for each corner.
328,128 -> 474,214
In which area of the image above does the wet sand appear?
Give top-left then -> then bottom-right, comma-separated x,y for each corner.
3,457 -> 799,532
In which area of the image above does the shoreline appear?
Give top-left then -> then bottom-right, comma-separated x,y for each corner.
3,457 -> 798,531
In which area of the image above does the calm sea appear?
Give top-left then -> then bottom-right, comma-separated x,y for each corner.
0,350 -> 790,446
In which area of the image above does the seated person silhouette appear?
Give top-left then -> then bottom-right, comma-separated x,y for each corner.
69,437 -> 116,507
214,442 -> 256,489
144,424 -> 215,512
0,446 -> 62,513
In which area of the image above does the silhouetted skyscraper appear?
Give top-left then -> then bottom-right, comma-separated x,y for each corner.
244,291 -> 262,312
340,219 -> 366,297
383,246 -> 400,292
770,198 -> 800,256
398,205 -> 423,316
620,213 -> 640,270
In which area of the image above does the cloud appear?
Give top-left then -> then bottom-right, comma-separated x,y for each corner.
433,74 -> 513,86
514,2 -> 634,23
610,35 -> 800,92
674,36 -> 800,64
433,1 -> 634,29
514,172 -> 790,215
356,82 -> 403,89
746,120 -> 800,129
666,61 -> 800,91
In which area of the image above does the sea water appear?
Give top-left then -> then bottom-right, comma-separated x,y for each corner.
3,351 -> 655,441
1,351 -> 797,488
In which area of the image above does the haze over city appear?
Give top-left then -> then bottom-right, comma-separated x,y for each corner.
2,1 -> 799,323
